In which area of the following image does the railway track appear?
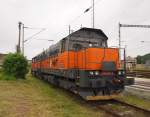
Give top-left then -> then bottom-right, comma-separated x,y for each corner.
91,99 -> 150,117
135,82 -> 150,87
135,81 -> 150,86
128,85 -> 150,92
127,80 -> 150,92
127,70 -> 150,78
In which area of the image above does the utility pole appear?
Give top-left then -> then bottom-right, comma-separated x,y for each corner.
118,23 -> 121,59
84,0 -> 96,28
69,25 -> 71,35
92,0 -> 95,28
67,25 -> 71,69
22,23 -> 24,55
17,22 -> 22,53
124,47 -> 126,76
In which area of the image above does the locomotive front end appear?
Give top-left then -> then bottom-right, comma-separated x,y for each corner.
77,48 -> 134,100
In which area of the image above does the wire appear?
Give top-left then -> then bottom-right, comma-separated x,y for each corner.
24,27 -> 45,30
70,13 -> 84,24
37,39 -> 54,41
24,28 -> 46,42
70,0 -> 103,24
35,0 -> 103,45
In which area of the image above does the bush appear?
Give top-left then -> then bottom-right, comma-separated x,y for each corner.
2,53 -> 28,79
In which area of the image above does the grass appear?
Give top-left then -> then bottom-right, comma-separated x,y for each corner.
0,72 -> 16,80
133,68 -> 150,71
118,93 -> 150,110
0,73 -> 103,117
0,70 -> 149,117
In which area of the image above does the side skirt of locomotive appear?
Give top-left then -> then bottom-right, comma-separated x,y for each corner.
32,69 -> 133,100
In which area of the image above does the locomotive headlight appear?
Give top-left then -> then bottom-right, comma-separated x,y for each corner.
118,71 -> 122,75
122,71 -> 125,74
95,71 -> 99,75
89,71 -> 94,75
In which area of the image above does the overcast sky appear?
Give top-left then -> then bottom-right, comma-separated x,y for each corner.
0,0 -> 150,59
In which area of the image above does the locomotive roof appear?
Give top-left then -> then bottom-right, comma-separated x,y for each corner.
67,27 -> 108,39
33,28 -> 108,59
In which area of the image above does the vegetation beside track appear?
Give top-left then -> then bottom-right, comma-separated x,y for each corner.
0,73 -> 103,117
118,93 -> 150,110
2,53 -> 28,79
0,70 -> 149,117
0,71 -> 16,80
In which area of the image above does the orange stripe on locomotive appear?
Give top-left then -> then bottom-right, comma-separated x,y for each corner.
33,48 -> 120,71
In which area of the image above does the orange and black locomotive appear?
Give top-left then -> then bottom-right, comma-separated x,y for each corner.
31,28 -> 134,100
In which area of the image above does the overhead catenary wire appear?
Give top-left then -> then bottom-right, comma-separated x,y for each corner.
37,39 -> 54,41
23,0 -> 105,59
25,0 -> 103,50
70,0 -> 102,25
24,27 -> 46,30
50,0 -> 103,41
24,28 -> 46,43
31,0 -> 102,43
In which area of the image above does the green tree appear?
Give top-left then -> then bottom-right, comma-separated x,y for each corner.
136,55 -> 142,64
2,53 -> 28,79
136,53 -> 150,64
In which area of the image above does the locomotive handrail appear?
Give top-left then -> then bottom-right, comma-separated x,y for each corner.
109,46 -> 118,48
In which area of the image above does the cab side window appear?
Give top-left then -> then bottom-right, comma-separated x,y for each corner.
72,43 -> 83,51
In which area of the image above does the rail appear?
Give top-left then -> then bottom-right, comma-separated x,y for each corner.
127,70 -> 150,78
91,99 -> 150,117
